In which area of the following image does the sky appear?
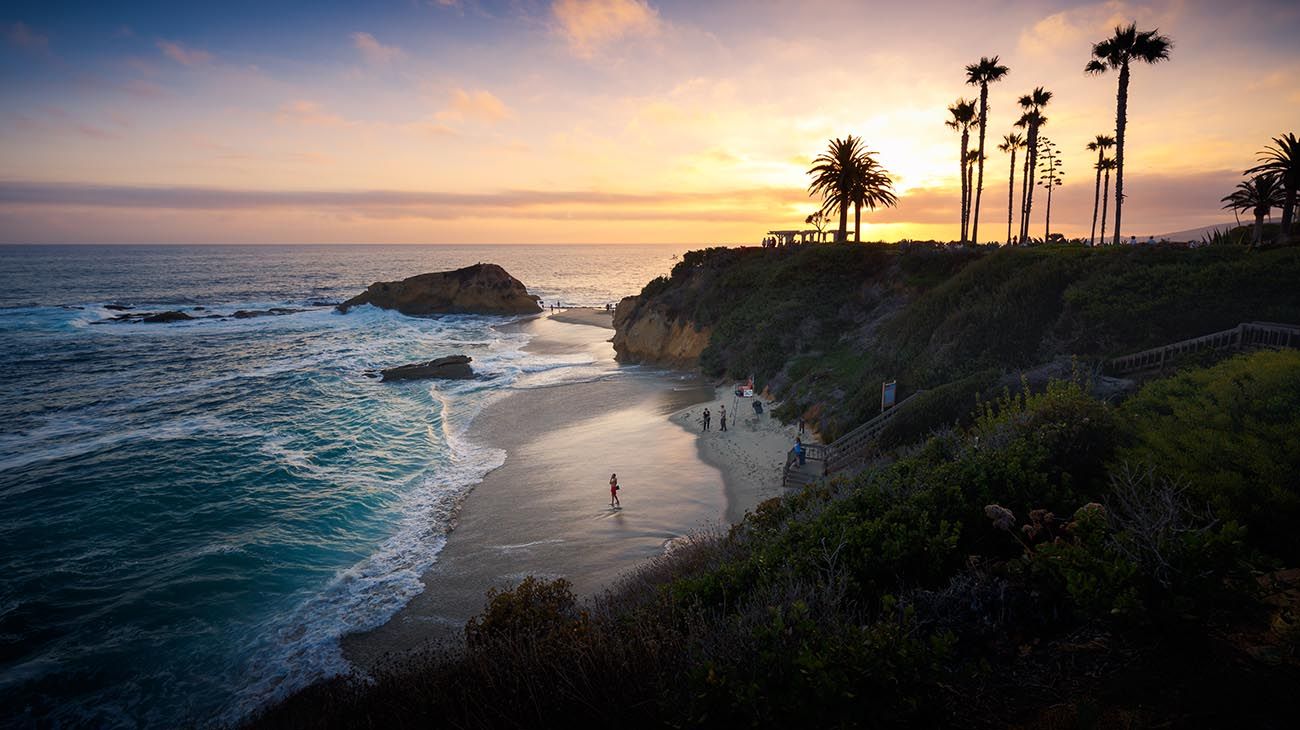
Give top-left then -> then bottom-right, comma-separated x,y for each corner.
1,0 -> 1297,244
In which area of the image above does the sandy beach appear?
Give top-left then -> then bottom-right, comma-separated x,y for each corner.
343,314 -> 800,669
668,385 -> 801,524
548,307 -> 615,329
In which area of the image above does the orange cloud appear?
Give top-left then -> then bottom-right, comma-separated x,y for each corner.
551,0 -> 661,59
275,100 -> 353,128
350,32 -> 403,65
435,88 -> 512,124
156,39 -> 213,66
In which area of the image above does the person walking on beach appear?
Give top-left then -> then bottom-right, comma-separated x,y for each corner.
609,473 -> 620,508
719,404 -> 727,432
702,408 -> 710,431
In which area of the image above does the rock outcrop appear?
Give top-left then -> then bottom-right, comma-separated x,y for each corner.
141,311 -> 195,323
337,264 -> 541,316
380,355 -> 474,382
611,296 -> 711,368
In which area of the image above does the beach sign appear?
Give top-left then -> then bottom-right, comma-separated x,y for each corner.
881,380 -> 897,411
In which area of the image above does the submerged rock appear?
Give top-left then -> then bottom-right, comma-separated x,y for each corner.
337,263 -> 541,316
104,304 -> 133,311
230,308 -> 308,319
380,355 -> 474,382
141,311 -> 195,323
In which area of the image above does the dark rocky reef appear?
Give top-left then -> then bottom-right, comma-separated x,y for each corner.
379,355 -> 474,382
337,264 -> 541,316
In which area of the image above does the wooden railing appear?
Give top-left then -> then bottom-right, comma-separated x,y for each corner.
781,390 -> 923,487
1108,321 -> 1300,375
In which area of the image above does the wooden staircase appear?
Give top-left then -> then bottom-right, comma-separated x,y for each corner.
1108,321 -> 1300,376
781,391 -> 923,488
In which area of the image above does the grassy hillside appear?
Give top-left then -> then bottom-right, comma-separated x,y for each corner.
248,351 -> 1300,729
620,243 -> 1300,439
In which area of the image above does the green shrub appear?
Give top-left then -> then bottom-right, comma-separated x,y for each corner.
1117,349 -> 1300,563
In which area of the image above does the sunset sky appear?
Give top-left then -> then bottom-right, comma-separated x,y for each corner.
1,0 -> 1297,244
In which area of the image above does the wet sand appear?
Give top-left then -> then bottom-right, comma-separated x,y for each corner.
343,318 -> 717,668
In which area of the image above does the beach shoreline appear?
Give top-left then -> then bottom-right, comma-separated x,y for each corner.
341,315 -> 796,670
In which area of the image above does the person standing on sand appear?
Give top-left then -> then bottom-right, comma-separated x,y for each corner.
719,404 -> 727,432
609,473 -> 620,508
702,408 -> 710,431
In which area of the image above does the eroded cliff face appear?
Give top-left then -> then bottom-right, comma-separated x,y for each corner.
611,295 -> 711,368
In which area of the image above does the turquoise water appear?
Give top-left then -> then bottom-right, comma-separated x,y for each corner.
0,244 -> 689,727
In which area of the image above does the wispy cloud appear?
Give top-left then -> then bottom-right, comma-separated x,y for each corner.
350,32 -> 403,65
156,39 -> 213,66
435,88 -> 512,124
4,21 -> 49,52
551,0 -> 661,59
275,100 -> 354,128
0,181 -> 805,222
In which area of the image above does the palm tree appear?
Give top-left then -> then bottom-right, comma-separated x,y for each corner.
1086,134 -> 1116,245
1098,157 -> 1116,245
1037,138 -> 1064,239
1014,87 -> 1052,243
808,136 -> 867,243
997,132 -> 1025,245
1245,132 -> 1299,240
1221,173 -> 1286,246
1086,23 -> 1173,245
847,151 -> 899,242
965,56 -> 1010,245
946,98 -> 978,242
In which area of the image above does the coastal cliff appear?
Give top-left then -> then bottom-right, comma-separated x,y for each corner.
610,243 -> 1300,440
338,263 -> 541,316
610,297 -> 711,367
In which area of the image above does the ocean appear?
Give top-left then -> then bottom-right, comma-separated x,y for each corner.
0,244 -> 691,728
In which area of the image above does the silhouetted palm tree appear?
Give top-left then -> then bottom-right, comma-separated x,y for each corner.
1014,87 -> 1051,242
1086,23 -> 1173,245
1245,132 -> 1299,240
965,56 -> 1010,245
997,132 -> 1025,245
1098,157 -> 1116,245
946,98 -> 978,242
1086,134 -> 1116,245
808,136 -> 867,243
1222,173 -> 1286,246
847,151 -> 899,242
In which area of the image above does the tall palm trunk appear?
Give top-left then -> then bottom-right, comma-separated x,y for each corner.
1022,126 -> 1039,242
972,85 -> 988,244
1112,61 -> 1130,245
959,128 -> 970,242
1019,142 -> 1031,243
1283,186 -> 1296,239
1089,149 -> 1103,245
854,202 -> 861,243
836,191 -> 848,243
966,154 -> 975,242
1100,167 -> 1111,245
1254,209 -> 1265,246
1006,148 -> 1016,245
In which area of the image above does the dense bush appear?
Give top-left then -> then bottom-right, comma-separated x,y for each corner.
1117,349 -> 1300,563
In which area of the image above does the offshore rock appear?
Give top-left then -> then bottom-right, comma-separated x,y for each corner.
380,355 -> 474,382
337,264 -> 541,316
